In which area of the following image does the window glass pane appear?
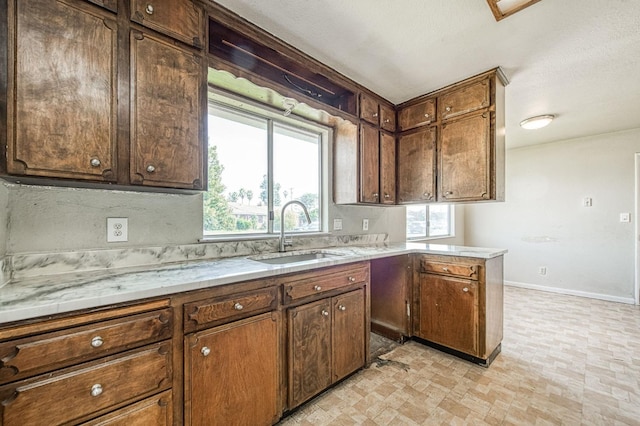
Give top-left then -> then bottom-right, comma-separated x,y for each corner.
273,123 -> 321,233
428,204 -> 451,237
406,205 -> 427,239
204,106 -> 268,235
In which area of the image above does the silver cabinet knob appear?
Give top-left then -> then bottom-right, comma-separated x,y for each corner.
201,346 -> 210,357
445,106 -> 452,112
463,287 -> 469,292
445,191 -> 453,196
348,276 -> 356,282
91,336 -> 104,348
234,302 -> 243,311
338,305 -> 346,311
314,285 -> 322,291
90,384 -> 103,397
424,113 -> 429,118
384,193 -> 390,199
423,192 -> 431,198
321,310 -> 329,317
146,165 -> 156,173
90,158 -> 101,167
145,4 -> 154,14
443,267 -> 450,272
372,112 -> 378,117
383,118 -> 390,123
372,193 -> 379,200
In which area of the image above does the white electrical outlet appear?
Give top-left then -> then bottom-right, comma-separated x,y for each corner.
107,218 -> 128,242
620,213 -> 631,223
583,197 -> 592,207
538,266 -> 547,276
333,218 -> 343,231
362,219 -> 369,231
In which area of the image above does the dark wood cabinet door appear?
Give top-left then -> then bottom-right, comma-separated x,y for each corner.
397,127 -> 436,203
185,313 -> 280,426
418,273 -> 478,355
380,104 -> 396,132
130,30 -> 205,189
398,98 -> 436,131
359,122 -> 380,203
439,112 -> 490,201
370,256 -> 410,340
82,390 -> 173,426
359,93 -> 379,125
288,300 -> 331,408
131,0 -> 203,48
8,0 -> 117,181
380,132 -> 396,204
332,289 -> 365,382
440,78 -> 490,121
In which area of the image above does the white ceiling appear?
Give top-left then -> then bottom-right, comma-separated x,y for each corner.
213,0 -> 640,149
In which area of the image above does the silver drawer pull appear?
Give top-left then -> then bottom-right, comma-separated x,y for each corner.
442,267 -> 449,272
321,310 -> 329,317
145,4 -> 154,15
463,287 -> 469,292
90,384 -> 103,397
348,276 -> 356,282
201,346 -> 210,357
338,305 -> 346,311
314,285 -> 322,291
146,165 -> 156,173
91,336 -> 104,348
234,302 -> 243,311
446,106 -> 452,112
90,158 -> 101,167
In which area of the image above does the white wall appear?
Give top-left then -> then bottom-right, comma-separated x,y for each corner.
465,128 -> 640,302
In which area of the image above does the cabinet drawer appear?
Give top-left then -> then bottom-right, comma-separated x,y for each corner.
0,342 -> 172,426
284,265 -> 368,303
0,308 -> 173,385
440,78 -> 490,120
398,98 -> 436,131
420,260 -> 479,280
184,287 -> 278,332
81,390 -> 173,425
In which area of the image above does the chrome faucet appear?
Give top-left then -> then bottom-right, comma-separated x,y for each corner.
279,200 -> 311,252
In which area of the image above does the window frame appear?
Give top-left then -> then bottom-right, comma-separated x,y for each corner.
203,92 -> 329,239
406,204 -> 455,241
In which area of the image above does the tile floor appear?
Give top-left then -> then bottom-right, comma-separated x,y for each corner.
279,286 -> 640,425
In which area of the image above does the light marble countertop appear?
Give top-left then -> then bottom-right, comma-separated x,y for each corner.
0,243 -> 506,324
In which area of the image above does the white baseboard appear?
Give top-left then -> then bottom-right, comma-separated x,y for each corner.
505,280 -> 636,305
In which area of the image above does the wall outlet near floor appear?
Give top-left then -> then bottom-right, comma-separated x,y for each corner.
107,218 -> 128,242
620,212 -> 631,223
538,266 -> 547,276
362,218 -> 369,231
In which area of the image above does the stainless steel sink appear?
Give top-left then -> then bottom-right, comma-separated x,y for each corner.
249,250 -> 343,265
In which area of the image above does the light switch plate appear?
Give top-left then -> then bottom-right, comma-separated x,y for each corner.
620,213 -> 631,223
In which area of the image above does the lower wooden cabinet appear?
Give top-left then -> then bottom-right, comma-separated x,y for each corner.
81,390 -> 173,426
287,288 -> 365,408
413,255 -> 504,363
184,312 -> 280,426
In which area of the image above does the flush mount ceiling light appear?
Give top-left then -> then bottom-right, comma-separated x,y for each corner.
520,114 -> 555,130
486,0 -> 543,21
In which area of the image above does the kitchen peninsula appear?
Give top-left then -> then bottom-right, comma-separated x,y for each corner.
0,241 -> 505,425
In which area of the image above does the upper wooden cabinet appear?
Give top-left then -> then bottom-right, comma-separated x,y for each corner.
439,111 -> 491,201
440,77 -> 490,121
131,0 -> 204,48
398,98 -> 436,132
359,94 -> 379,125
359,122 -> 380,204
2,0 -> 206,191
380,132 -> 396,204
380,104 -> 396,132
397,68 -> 507,203
6,0 -> 118,182
130,30 -> 205,189
397,127 -> 436,204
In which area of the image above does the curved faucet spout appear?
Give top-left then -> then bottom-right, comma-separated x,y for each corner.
279,200 -> 312,252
